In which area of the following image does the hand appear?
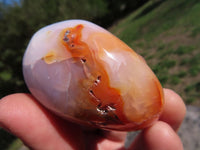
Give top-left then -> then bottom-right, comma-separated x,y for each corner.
0,89 -> 186,150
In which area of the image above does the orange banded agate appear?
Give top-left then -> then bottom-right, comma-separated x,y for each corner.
23,20 -> 164,131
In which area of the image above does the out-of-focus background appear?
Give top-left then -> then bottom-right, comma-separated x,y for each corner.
0,0 -> 200,149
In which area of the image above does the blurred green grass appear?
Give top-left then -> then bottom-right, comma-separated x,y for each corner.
0,128 -> 17,150
110,0 -> 200,105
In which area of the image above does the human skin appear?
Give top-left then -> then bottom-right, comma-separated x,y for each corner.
0,89 -> 186,150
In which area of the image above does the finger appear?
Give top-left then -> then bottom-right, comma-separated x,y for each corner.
104,130 -> 127,142
0,93 -> 84,150
160,89 -> 186,131
129,121 -> 183,150
95,130 -> 127,150
81,129 -> 127,150
80,125 -> 127,142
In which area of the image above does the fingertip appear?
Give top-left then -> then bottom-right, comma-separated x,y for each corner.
160,89 -> 186,131
0,93 -> 84,149
0,93 -> 34,109
143,121 -> 183,150
0,93 -> 43,134
129,121 -> 183,150
0,93 -> 31,122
